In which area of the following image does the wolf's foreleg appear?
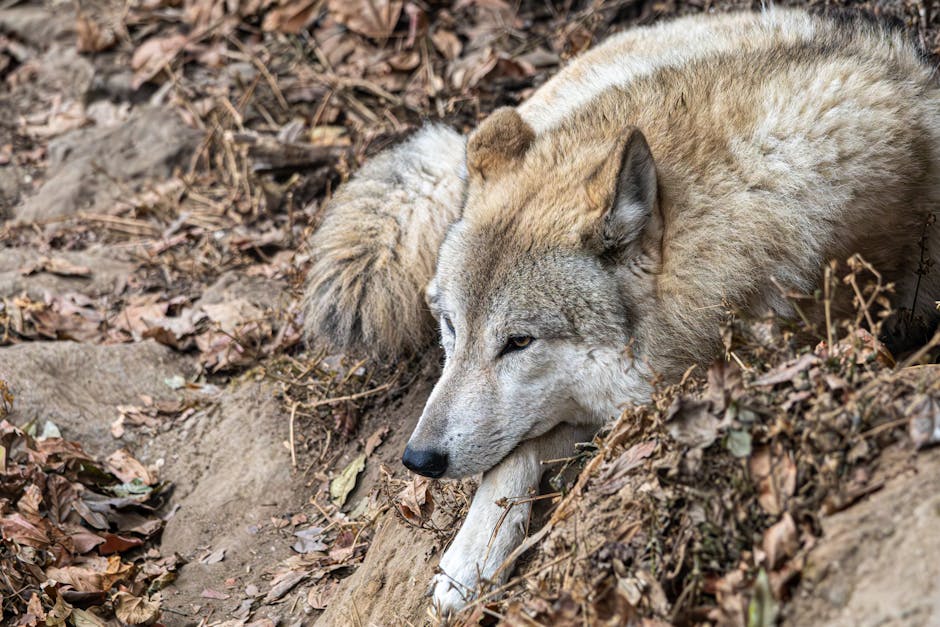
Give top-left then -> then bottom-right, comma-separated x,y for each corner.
431,424 -> 594,616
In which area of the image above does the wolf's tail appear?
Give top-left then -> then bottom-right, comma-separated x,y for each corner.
303,125 -> 467,359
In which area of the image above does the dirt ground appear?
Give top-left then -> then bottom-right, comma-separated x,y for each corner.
1,0 -> 939,626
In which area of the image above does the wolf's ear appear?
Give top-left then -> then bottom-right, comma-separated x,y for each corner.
467,108 -> 535,182
590,128 -> 661,262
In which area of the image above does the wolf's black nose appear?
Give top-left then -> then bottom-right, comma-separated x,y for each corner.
401,446 -> 448,478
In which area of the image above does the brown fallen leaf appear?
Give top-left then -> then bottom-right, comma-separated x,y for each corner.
262,0 -> 320,33
327,0 -> 403,40
364,426 -> 388,457
595,440 -> 658,495
264,569 -> 308,603
25,593 -> 46,622
666,397 -> 723,449
22,101 -> 90,139
819,328 -> 895,367
131,34 -> 188,88
0,512 -> 50,548
17,483 -> 43,521
105,449 -> 156,485
752,353 -> 818,387
68,528 -> 106,554
76,13 -> 117,53
306,579 -> 339,610
45,565 -> 106,592
98,532 -> 144,555
200,588 -> 230,600
431,29 -> 461,59
394,476 -> 434,525
749,445 -> 797,515
113,592 -> 161,626
762,513 -> 798,569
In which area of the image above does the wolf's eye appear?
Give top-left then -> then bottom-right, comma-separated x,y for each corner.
442,316 -> 455,335
500,335 -> 534,356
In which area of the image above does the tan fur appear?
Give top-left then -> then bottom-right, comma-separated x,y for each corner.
466,108 -> 534,181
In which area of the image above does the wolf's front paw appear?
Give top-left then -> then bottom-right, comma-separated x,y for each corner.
430,571 -> 475,617
430,547 -> 481,617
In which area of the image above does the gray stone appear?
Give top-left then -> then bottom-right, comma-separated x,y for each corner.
16,107 -> 201,222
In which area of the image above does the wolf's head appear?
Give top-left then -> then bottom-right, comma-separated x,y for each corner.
402,108 -> 664,478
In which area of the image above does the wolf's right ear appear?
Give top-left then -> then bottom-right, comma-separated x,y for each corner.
467,108 -> 535,182
588,127 -> 662,263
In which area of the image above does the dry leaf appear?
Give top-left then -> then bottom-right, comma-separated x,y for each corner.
762,513 -> 798,569
106,449 -> 156,485
20,256 -> 92,278
596,440 -> 657,495
23,101 -> 90,139
292,526 -> 327,553
749,445 -> 796,515
46,565 -> 106,592
200,547 -> 226,564
752,353 -> 818,387
131,34 -> 188,88
262,0 -> 320,33
0,512 -> 50,548
98,532 -> 144,555
264,570 -> 308,603
431,29 -> 461,59
394,476 -> 433,525
666,397 -> 722,449
113,592 -> 161,626
330,454 -> 365,507
364,426 -> 387,457
328,0 -> 403,40
76,14 -> 117,53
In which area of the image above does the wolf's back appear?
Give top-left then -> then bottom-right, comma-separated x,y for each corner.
302,126 -> 466,358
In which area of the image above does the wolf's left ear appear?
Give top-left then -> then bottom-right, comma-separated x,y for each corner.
590,127 -> 662,263
467,108 -> 535,182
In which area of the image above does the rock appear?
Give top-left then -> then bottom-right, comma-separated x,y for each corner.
27,45 -> 96,101
0,7 -> 75,48
16,107 -> 201,222
200,272 -> 290,309
785,448 -> 940,626
0,163 -> 25,215
0,340 -> 195,457
0,246 -> 136,298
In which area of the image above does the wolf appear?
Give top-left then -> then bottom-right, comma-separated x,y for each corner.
303,7 -> 940,615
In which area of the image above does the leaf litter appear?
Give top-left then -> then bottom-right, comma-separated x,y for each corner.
0,414 -> 180,624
